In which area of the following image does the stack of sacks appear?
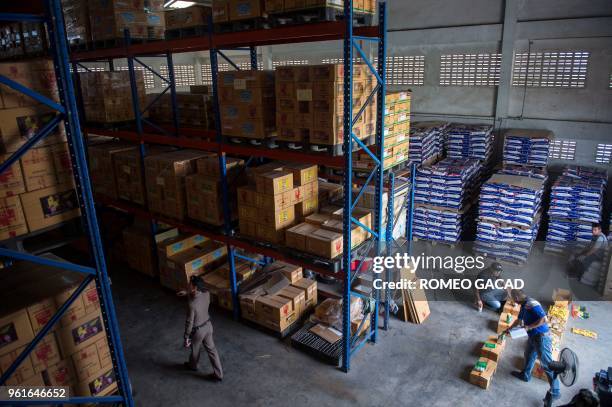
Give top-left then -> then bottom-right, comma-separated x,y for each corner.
408,121 -> 447,165
475,174 -> 545,264
445,124 -> 493,161
413,158 -> 481,243
545,165 -> 607,253
498,164 -> 547,181
502,129 -> 553,167
414,158 -> 482,210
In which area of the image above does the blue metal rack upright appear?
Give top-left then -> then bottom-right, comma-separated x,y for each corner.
0,1 -> 134,405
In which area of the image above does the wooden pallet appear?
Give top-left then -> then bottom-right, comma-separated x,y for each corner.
269,6 -> 373,27
223,135 -> 279,148
89,37 -> 148,50
214,17 -> 268,33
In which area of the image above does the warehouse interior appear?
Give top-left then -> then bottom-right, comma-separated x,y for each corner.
0,0 -> 611,406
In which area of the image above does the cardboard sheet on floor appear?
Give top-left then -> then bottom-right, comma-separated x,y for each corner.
399,266 -> 430,324
309,323 -> 341,344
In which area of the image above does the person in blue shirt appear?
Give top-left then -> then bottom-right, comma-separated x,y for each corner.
503,289 -> 560,401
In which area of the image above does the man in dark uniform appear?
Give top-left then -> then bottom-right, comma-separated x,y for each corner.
504,289 -> 560,401
474,262 -> 508,312
183,275 -> 223,382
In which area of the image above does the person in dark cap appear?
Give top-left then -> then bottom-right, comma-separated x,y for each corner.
474,262 -> 508,312
183,275 -> 223,381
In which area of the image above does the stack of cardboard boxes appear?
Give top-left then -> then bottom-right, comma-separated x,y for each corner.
285,207 -> 371,259
89,0 -> 148,42
148,89 -> 215,130
239,262 -> 318,333
0,60 -> 81,241
144,149 -> 210,221
355,91 -> 411,170
145,0 -> 167,40
0,258 -> 116,399
218,70 -> 276,140
87,141 -> 138,201
157,233 -> 227,292
79,71 -> 147,123
186,155 -> 245,226
165,5 -> 210,35
276,64 -> 372,147
237,161 -> 318,244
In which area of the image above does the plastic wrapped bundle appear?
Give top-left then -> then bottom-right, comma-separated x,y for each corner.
413,204 -> 475,243
414,158 -> 482,210
502,129 -> 553,167
475,218 -> 540,263
498,164 -> 548,180
545,219 -> 593,254
562,165 -> 608,183
478,174 -> 545,229
408,121 -> 448,164
549,176 -> 605,223
445,123 -> 494,160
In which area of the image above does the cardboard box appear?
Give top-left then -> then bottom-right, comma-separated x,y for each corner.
295,196 -> 318,221
0,195 -> 28,239
0,345 -> 35,385
285,222 -> 318,252
30,334 -> 61,374
255,171 -> 293,195
229,0 -> 265,20
552,288 -> 572,307
20,183 -> 80,232
306,228 -> 343,258
213,0 -> 230,22
0,154 -> 26,197
88,142 -> 136,201
283,163 -> 317,187
44,359 -> 75,388
497,312 -> 515,334
304,213 -> 332,226
261,205 -> 295,230
122,225 -> 157,277
72,341 -> 103,381
161,242 -> 227,291
309,323 -> 341,343
503,301 -> 521,317
79,71 -> 146,122
277,285 -> 306,317
90,9 -> 147,41
57,309 -> 106,356
75,365 -> 117,397
273,261 -> 303,283
0,106 -> 66,153
20,146 -> 58,192
158,234 -> 207,259
0,310 -> 35,355
51,143 -> 73,185
165,5 -> 211,29
237,185 -> 258,206
480,336 -> 505,362
469,357 -> 497,389
27,297 -> 57,334
291,277 -> 317,307
255,223 -> 286,244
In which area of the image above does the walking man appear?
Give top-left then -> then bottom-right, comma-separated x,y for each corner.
184,275 -> 223,382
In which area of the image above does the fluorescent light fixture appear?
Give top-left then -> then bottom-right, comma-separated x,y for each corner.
164,0 -> 196,8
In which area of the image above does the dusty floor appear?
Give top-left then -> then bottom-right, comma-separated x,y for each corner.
109,245 -> 612,407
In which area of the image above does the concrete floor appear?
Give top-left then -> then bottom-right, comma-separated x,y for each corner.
109,250 -> 612,407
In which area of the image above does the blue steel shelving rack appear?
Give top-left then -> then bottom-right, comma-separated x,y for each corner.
0,1 -> 134,405
69,1 -> 412,372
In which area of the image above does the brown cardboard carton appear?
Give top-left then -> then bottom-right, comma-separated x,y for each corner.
57,309 -> 106,356
165,5 -> 211,30
255,223 -> 287,244
304,212 -> 332,226
229,0 -> 265,20
54,280 -> 100,327
219,70 -> 274,90
90,9 -> 147,41
283,163 -> 317,186
261,205 -> 295,230
0,310 -> 35,355
291,277 -> 317,307
318,181 -> 343,205
254,294 -> 294,326
158,234 -> 208,259
195,155 -> 243,178
122,225 -> 157,277
306,228 -> 343,258
20,146 -> 58,192
0,195 -> 28,239
277,286 -> 306,317
213,0 -> 230,22
0,345 -> 35,385
469,357 -> 497,389
0,106 -> 66,153
161,242 -> 227,291
273,261 -> 303,283
26,297 -> 57,334
44,359 -> 75,388
497,312 -> 515,334
502,301 -> 521,317
237,204 -> 259,222
75,365 -> 118,397
320,218 -> 366,248
480,336 -> 505,362
309,323 -> 341,343
96,337 -> 112,369
238,218 -> 257,237
51,143 -> 73,185
19,183 -> 80,232
295,196 -> 318,221
255,171 -> 293,195
30,334 -> 61,374
72,342 -> 103,381
237,185 -> 258,206
88,142 -> 136,201
285,222 -> 318,252
0,154 -> 25,197
255,190 -> 294,210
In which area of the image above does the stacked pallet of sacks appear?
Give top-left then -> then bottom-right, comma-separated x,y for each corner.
412,158 -> 481,243
239,262 -> 317,333
475,174 -> 545,264
445,123 -> 494,162
497,164 -> 547,181
408,121 -> 447,165
545,165 -> 607,254
0,60 -> 81,241
0,257 -> 116,399
502,129 -> 553,167
470,301 -> 519,390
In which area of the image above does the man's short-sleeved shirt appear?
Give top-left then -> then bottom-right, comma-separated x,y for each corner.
518,298 -> 549,337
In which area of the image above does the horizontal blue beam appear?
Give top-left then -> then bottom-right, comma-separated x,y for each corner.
0,75 -> 65,113
351,217 -> 378,239
353,35 -> 380,42
0,275 -> 94,386
0,395 -> 125,405
0,115 -> 63,176
0,13 -> 45,22
0,248 -> 97,275
351,133 -> 380,165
